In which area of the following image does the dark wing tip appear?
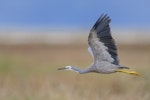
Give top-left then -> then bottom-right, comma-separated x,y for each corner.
91,14 -> 111,32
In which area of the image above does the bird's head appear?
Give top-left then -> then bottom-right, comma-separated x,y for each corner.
57,66 -> 72,70
57,66 -> 80,73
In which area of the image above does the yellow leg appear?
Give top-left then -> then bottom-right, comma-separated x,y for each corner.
116,69 -> 140,76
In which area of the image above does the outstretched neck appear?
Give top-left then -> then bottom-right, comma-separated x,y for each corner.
71,66 -> 94,74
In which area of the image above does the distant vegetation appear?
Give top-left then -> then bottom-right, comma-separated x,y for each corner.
0,44 -> 149,100
0,30 -> 150,45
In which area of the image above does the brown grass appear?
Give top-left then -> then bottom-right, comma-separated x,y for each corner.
0,44 -> 150,100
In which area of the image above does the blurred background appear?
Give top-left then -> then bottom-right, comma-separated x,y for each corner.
0,0 -> 150,100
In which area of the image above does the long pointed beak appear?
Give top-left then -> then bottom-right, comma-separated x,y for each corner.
57,67 -> 66,70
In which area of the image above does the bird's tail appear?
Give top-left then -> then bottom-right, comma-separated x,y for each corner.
118,65 -> 130,69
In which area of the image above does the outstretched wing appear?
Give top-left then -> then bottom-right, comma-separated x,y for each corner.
88,14 -> 119,65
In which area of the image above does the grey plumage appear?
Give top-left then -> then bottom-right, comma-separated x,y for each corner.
89,14 -> 119,65
58,14 -> 139,76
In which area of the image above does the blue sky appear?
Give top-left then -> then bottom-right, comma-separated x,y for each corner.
0,0 -> 150,30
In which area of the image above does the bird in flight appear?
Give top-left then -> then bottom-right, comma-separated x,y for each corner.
58,14 -> 139,76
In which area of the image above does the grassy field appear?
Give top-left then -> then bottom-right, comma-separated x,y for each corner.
0,44 -> 150,100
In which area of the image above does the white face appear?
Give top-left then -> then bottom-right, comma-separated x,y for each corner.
64,66 -> 79,73
65,66 -> 72,70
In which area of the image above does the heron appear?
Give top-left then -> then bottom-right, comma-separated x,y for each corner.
58,14 -> 139,76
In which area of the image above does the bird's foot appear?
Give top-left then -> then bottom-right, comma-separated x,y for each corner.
116,69 -> 140,76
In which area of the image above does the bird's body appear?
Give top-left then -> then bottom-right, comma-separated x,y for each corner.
58,14 -> 139,76
93,61 -> 118,74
